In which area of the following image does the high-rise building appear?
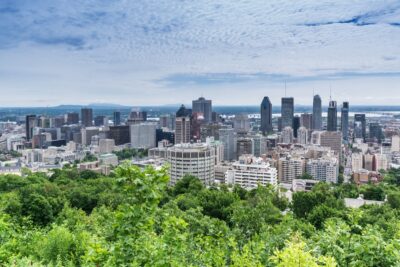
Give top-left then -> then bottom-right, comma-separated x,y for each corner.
369,123 -> 383,143
234,114 -> 250,134
306,158 -> 338,183
113,111 -> 121,126
297,127 -> 308,144
293,116 -> 300,138
81,108 -> 93,127
108,125 -> 130,145
278,156 -> 305,183
175,105 -> 191,144
192,97 -> 212,123
190,112 -> 204,141
320,131 -> 342,158
128,110 -> 147,125
391,135 -> 400,152
66,112 -> 79,125
130,123 -> 157,149
341,102 -> 349,141
281,97 -> 294,129
236,138 -> 253,158
327,100 -> 337,131
354,114 -> 366,140
351,153 -> 363,171
281,127 -> 294,144
167,143 -> 215,185
313,95 -> 322,130
219,127 -> 235,161
94,115 -> 106,127
81,127 -> 99,146
300,113 -> 313,130
260,96 -> 273,135
25,115 -> 37,141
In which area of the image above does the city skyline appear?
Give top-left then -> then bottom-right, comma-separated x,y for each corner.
1,1 -> 400,106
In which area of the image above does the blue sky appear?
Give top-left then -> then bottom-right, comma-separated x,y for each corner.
0,0 -> 400,106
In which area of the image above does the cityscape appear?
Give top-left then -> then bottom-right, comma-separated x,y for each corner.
1,0 -> 400,266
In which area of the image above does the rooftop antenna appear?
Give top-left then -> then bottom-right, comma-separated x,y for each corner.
284,81 -> 287,97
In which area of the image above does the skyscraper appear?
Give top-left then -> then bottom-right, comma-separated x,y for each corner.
81,108 -> 93,127
354,114 -> 366,140
300,113 -> 313,130
192,97 -> 212,124
327,101 -> 337,131
175,105 -> 191,144
113,111 -> 121,126
281,97 -> 294,129
293,116 -> 300,138
313,95 -> 322,130
341,102 -> 349,141
66,112 -> 79,125
260,96 -> 273,135
25,115 -> 37,141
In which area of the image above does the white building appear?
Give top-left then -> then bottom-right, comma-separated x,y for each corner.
375,153 -> 388,171
225,155 -> 278,189
206,137 -> 224,165
281,127 -> 294,144
352,153 -> 364,172
99,153 -> 118,166
278,156 -> 305,184
392,135 -> 400,152
99,139 -> 115,154
297,127 -> 308,145
167,143 -> 215,185
306,157 -> 339,183
130,123 -> 157,149
219,127 -> 235,161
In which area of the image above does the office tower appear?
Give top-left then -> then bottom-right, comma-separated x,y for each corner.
52,116 -> 65,128
260,96 -> 273,135
300,113 -> 313,130
293,116 -> 300,138
175,105 -> 191,144
130,122 -> 157,149
81,108 -> 93,127
99,139 -> 115,154
108,125 -> 130,145
281,97 -> 294,129
66,112 -> 79,125
219,127 -> 235,161
225,155 -> 278,189
25,115 -> 37,141
297,127 -> 308,144
234,113 -> 250,134
156,128 -> 175,145
354,114 -> 366,140
159,114 -> 175,130
282,127 -> 294,144
191,112 -> 204,141
306,158 -> 338,183
200,123 -> 222,142
94,115 -> 106,127
128,110 -> 147,125
341,102 -> 349,141
313,95 -> 322,130
278,156 -> 305,183
81,127 -> 99,146
212,111 -> 219,123
320,131 -> 342,158
236,138 -> 254,158
167,143 -> 215,185
327,101 -> 337,131
113,111 -> 121,126
369,123 -> 383,143
206,137 -> 225,165
192,97 -> 212,124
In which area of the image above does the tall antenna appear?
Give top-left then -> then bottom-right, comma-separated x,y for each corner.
329,84 -> 332,101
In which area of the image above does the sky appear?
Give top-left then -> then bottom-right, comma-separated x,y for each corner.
0,0 -> 400,107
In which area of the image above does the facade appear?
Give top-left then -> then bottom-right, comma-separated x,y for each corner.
352,153 -> 363,172
66,112 -> 79,125
297,127 -> 308,145
81,108 -> 93,127
327,100 -> 337,131
281,97 -> 294,129
130,123 -> 157,149
167,143 -> 215,185
306,158 -> 338,183
113,111 -> 121,126
278,157 -> 305,184
312,95 -> 322,130
175,105 -> 191,144
281,126 -> 294,144
81,127 -> 99,146
225,155 -> 278,189
392,135 -> 400,152
234,114 -> 250,134
300,113 -> 313,130
320,131 -> 342,158
108,126 -> 130,145
236,138 -> 253,158
192,97 -> 212,123
99,139 -> 115,154
219,127 -> 235,161
369,123 -> 383,143
25,115 -> 37,141
341,102 -> 349,141
354,114 -> 366,140
260,96 -> 273,135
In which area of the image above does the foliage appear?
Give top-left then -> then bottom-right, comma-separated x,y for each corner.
0,166 -> 399,265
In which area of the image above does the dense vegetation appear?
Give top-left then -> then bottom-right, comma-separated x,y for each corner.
0,165 -> 400,266
114,148 -> 147,160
